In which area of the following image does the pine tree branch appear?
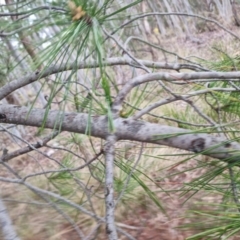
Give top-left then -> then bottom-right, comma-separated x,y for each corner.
0,104 -> 239,162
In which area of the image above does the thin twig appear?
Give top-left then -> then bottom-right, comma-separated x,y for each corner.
104,135 -> 118,240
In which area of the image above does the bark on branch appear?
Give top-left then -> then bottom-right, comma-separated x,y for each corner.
0,104 -> 239,162
1,56 -> 240,101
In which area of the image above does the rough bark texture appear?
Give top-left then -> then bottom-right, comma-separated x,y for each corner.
0,104 -> 239,162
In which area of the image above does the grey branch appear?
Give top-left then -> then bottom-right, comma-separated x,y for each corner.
104,135 -> 118,240
0,131 -> 59,162
0,105 -> 239,162
0,56 -> 198,100
1,56 -> 240,100
111,72 -> 240,114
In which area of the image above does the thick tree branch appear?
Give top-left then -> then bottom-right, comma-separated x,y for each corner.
0,104 -> 239,162
1,56 -> 240,100
0,57 -> 206,100
111,71 -> 240,114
